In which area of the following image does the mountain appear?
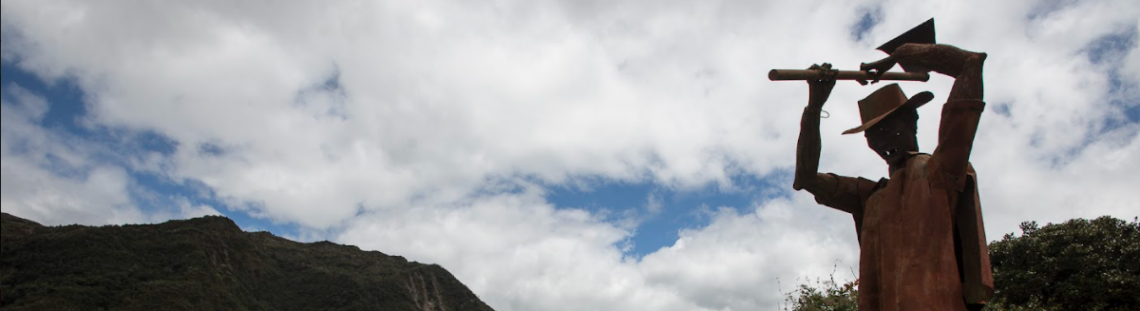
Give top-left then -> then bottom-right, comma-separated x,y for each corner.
0,213 -> 495,311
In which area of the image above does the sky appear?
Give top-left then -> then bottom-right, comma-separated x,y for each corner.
1,0 -> 1138,310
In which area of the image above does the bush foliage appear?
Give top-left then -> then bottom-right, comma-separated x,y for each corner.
781,275 -> 858,311
786,216 -> 1140,311
986,216 -> 1140,311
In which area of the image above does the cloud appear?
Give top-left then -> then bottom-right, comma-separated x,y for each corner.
0,157 -> 143,226
338,192 -> 663,311
2,0 -> 1138,310
1,1 -> 890,230
338,189 -> 859,311
1,83 -> 225,227
1,86 -> 145,226
637,196 -> 861,311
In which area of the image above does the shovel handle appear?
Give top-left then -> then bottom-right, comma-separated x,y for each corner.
769,69 -> 930,82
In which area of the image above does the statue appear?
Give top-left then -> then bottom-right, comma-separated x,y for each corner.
773,19 -> 995,311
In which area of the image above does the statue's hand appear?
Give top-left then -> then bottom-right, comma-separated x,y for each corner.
860,57 -> 897,85
807,63 -> 837,108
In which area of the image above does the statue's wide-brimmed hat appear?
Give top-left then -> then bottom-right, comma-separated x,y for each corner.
842,83 -> 934,135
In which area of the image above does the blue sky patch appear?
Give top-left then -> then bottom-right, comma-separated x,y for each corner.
1086,28 -> 1140,134
1086,29 -> 1136,65
851,9 -> 881,42
197,142 -> 227,157
2,60 -> 88,131
991,102 -> 1014,118
1026,0 -> 1079,21
546,171 -> 792,257
295,66 -> 349,119
2,60 -> 299,238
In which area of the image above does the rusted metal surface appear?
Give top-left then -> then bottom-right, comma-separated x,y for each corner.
877,18 -> 936,54
768,69 -> 930,82
787,18 -> 994,311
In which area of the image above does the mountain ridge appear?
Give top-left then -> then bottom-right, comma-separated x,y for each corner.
0,213 -> 494,311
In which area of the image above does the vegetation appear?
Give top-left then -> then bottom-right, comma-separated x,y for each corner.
785,216 -> 1140,311
780,274 -> 858,311
0,213 -> 495,311
986,216 -> 1140,311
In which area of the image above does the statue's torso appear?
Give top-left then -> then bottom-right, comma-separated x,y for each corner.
859,154 -> 969,311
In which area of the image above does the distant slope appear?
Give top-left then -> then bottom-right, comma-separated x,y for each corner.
0,213 -> 494,311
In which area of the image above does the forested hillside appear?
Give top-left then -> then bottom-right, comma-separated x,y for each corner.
0,213 -> 495,311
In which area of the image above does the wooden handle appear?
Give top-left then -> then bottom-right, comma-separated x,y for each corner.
769,69 -> 930,82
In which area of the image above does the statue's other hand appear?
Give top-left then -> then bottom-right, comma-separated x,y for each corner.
860,57 -> 897,84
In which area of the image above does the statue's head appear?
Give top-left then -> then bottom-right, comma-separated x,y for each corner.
843,84 -> 931,168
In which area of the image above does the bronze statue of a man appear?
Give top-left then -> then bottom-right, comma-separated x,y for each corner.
792,21 -> 995,311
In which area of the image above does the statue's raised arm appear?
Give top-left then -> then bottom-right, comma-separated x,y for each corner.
861,19 -> 988,194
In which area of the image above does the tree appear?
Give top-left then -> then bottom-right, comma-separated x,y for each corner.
985,216 -> 1140,311
786,216 -> 1140,311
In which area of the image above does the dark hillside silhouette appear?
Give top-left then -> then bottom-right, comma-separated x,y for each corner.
0,213 -> 494,311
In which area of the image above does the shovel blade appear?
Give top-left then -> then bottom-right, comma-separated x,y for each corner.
877,18 -> 936,54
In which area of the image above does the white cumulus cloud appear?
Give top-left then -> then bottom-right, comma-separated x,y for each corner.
1,0 -> 1138,310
